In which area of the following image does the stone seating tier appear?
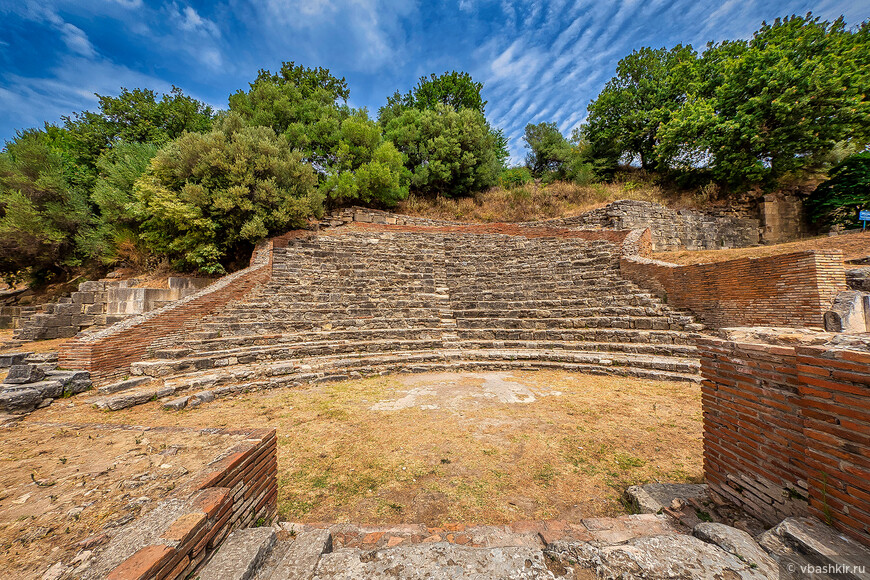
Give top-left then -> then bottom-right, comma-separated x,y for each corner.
105,229 -> 707,411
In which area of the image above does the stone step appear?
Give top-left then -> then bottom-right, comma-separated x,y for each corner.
178,328 -> 703,355
152,357 -> 700,412
256,529 -> 332,580
96,376 -> 152,395
133,343 -> 699,380
454,316 -> 695,331
102,351 -> 701,412
198,527 -> 276,580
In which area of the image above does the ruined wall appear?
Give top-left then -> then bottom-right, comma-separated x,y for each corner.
527,200 -> 760,251
58,242 -> 273,382
325,202 -> 760,251
761,193 -> 809,244
621,250 -> 847,329
700,336 -> 870,547
91,428 -> 277,580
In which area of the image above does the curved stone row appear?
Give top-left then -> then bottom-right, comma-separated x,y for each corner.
96,228 -> 707,411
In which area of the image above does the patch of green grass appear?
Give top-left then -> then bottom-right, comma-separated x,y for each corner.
534,464 -> 558,487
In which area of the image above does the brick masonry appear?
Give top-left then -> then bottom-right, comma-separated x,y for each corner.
94,427 -> 278,580
700,337 -> 870,547
58,241 -> 275,382
621,250 -> 847,329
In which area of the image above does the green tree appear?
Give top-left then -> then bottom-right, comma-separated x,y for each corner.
379,71 -> 486,126
228,61 -> 351,172
584,45 -> 697,172
0,129 -> 93,284
63,87 -> 213,177
523,122 -> 571,177
132,113 -> 320,273
805,151 -> 870,229
658,14 -> 869,188
384,104 -> 501,197
319,111 -> 409,207
81,141 -> 158,264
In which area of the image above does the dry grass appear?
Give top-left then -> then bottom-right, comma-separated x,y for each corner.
33,370 -> 703,527
0,424 -> 245,580
0,330 -> 72,354
654,231 -> 870,265
397,179 -> 707,224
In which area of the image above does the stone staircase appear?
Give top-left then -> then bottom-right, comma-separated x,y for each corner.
92,228 -> 708,411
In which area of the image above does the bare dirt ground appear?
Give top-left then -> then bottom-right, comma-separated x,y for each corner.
0,329 -> 72,354
0,423 -> 248,579
21,370 -> 703,533
653,231 -> 870,265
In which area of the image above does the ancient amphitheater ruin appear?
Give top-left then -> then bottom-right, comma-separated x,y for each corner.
1,204 -> 868,579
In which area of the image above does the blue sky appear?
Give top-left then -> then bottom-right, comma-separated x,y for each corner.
0,0 -> 867,163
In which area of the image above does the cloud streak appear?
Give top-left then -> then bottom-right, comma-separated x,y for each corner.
0,0 -> 866,162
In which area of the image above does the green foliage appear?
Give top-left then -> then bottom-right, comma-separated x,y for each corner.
319,112 -> 409,207
0,129 -> 92,284
132,113 -> 320,273
384,104 -> 501,197
524,122 -> 571,177
500,167 -> 533,189
658,15 -> 869,188
229,61 -> 351,172
379,71 -> 486,126
523,123 -> 598,184
82,141 -> 158,264
806,151 -> 870,229
63,87 -> 213,177
585,45 -> 696,173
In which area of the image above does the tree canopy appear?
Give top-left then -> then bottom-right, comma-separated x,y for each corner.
806,152 -> 870,229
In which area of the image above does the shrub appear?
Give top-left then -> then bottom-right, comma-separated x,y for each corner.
132,113 -> 321,273
384,104 -> 501,197
500,167 -> 533,189
806,151 -> 870,229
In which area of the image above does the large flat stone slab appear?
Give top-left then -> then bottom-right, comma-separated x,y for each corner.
313,542 -> 555,579
547,535 -> 769,579
199,527 -> 277,580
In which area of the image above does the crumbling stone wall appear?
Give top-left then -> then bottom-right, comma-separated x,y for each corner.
323,202 -> 760,252
526,200 -> 760,251
699,334 -> 870,547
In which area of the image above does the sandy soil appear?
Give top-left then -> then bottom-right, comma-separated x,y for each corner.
653,231 -> 870,265
0,422 -> 247,579
23,370 -> 703,531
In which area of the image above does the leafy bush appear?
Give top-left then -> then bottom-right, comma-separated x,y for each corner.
81,141 -> 158,264
500,167 -> 533,189
0,129 -> 94,284
132,114 -> 321,273
319,112 -> 408,207
384,105 -> 501,197
806,152 -> 870,229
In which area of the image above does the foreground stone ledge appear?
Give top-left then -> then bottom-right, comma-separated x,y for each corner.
81,427 -> 278,580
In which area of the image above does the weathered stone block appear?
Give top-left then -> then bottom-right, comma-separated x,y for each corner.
0,352 -> 33,368
0,387 -> 42,412
3,364 -> 45,384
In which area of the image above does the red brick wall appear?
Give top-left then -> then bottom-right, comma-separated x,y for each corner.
621,251 -> 847,329
58,241 -> 274,382
104,428 -> 278,580
701,337 -> 870,546
795,346 -> 870,546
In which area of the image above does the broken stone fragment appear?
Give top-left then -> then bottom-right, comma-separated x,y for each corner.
3,364 -> 45,384
0,387 -> 43,412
